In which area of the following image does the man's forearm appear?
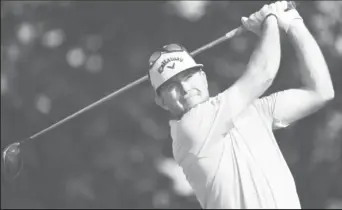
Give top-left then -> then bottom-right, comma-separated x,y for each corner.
288,20 -> 334,100
246,16 -> 281,85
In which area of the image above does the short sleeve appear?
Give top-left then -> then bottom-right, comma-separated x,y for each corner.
254,92 -> 290,130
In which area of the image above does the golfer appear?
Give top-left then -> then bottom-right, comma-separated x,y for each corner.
147,1 -> 334,208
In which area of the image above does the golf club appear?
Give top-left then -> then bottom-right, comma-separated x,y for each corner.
1,1 -> 298,181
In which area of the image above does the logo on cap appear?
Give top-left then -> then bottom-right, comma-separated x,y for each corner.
167,62 -> 175,69
158,57 -> 184,73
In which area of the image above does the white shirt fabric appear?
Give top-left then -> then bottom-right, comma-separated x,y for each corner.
169,91 -> 301,209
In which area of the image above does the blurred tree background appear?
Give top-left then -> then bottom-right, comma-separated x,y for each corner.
1,1 -> 341,209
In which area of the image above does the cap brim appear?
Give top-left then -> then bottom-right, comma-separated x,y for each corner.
167,63 -> 203,81
156,63 -> 204,92
176,63 -> 204,74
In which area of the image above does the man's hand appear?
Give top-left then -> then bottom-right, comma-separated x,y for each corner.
241,1 -> 303,35
241,3 -> 280,36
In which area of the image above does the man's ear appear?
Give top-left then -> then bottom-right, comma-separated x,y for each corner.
200,70 -> 208,88
154,93 -> 169,110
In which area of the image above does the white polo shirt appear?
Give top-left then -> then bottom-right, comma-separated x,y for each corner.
169,91 -> 301,209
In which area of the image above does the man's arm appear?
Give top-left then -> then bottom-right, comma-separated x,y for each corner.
218,15 -> 281,123
268,19 -> 334,128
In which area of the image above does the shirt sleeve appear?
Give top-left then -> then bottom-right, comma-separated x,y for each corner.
253,91 -> 290,130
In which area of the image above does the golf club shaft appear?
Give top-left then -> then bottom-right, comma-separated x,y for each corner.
22,28 -> 247,142
26,75 -> 148,142
13,1 -> 299,144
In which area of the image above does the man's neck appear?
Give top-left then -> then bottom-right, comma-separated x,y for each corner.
169,110 -> 187,121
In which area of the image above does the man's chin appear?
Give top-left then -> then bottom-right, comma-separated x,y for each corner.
183,96 -> 204,109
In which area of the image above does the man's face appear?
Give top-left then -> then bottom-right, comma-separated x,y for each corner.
156,68 -> 210,115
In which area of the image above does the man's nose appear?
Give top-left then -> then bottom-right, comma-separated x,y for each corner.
180,81 -> 192,92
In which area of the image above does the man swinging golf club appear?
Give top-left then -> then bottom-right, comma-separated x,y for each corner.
147,1 -> 334,209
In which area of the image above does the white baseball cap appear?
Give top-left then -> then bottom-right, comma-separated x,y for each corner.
148,44 -> 203,92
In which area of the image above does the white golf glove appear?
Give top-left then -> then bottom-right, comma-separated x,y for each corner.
276,6 -> 303,33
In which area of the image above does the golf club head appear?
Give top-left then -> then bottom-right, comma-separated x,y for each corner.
2,142 -> 23,180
